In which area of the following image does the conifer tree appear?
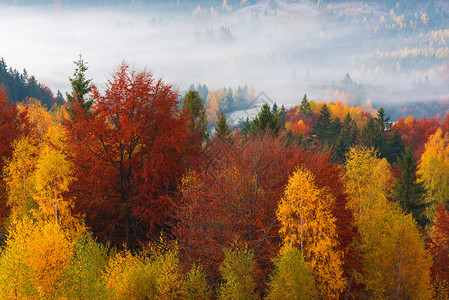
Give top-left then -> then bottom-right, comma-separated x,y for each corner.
395,144 -> 429,227
250,103 -> 281,136
360,117 -> 383,151
241,117 -> 251,136
334,113 -> 358,161
310,104 -> 332,144
215,110 -> 231,140
299,94 -> 311,116
384,128 -> 405,164
375,107 -> 391,132
66,55 -> 93,115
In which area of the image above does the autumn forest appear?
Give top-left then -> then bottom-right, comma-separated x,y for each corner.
0,52 -> 447,300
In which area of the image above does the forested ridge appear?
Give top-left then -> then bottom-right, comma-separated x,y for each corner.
0,57 -> 448,299
0,58 -> 65,109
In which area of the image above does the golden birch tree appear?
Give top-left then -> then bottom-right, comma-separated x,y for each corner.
277,167 -> 346,299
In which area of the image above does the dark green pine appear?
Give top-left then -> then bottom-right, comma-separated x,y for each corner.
395,144 -> 430,227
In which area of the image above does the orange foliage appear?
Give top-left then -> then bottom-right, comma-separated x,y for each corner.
206,91 -> 219,124
289,120 -> 311,136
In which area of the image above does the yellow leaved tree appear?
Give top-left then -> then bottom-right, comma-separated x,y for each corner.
5,100 -> 83,235
277,167 -> 346,299
344,146 -> 392,221
344,146 -> 432,299
419,128 -> 449,219
33,123 -> 78,230
0,217 -> 74,299
104,239 -> 185,300
4,136 -> 39,219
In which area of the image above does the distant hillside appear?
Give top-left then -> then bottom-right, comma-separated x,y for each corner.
0,58 -> 64,108
0,0 -> 257,7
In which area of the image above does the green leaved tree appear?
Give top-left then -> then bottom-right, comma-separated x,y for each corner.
66,55 -> 93,116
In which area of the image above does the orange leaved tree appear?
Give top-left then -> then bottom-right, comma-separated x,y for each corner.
277,167 -> 346,298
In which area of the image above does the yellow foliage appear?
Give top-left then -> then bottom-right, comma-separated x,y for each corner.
0,217 -> 73,299
277,168 -> 346,299
4,136 -> 39,219
5,101 -> 84,236
355,200 -> 432,299
18,98 -> 54,141
33,141 -> 80,232
104,249 -> 154,300
344,146 -> 432,298
344,146 -> 392,223
104,243 -> 184,300
419,128 -> 449,219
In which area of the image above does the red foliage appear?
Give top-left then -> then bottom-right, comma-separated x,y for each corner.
430,204 -> 449,284
392,116 -> 440,158
64,63 -> 199,248
285,107 -> 314,127
176,133 -> 357,291
0,88 -> 29,220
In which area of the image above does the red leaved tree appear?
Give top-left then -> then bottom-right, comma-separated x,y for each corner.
176,133 -> 357,291
64,63 -> 199,248
430,203 -> 449,297
0,87 -> 29,222
391,116 -> 440,158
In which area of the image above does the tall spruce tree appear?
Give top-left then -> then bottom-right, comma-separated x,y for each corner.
310,103 -> 332,144
395,144 -> 430,227
334,113 -> 358,161
375,107 -> 391,132
215,110 -> 231,140
299,94 -> 311,116
241,117 -> 251,136
360,117 -> 383,151
384,129 -> 405,164
66,55 -> 93,115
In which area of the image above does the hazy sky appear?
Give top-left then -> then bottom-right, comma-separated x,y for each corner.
0,0 -> 447,106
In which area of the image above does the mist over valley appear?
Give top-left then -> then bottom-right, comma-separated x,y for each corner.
1,0 -> 448,119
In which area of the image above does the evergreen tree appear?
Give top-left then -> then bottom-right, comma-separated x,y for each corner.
278,105 -> 286,130
182,90 -> 209,143
0,58 -> 57,108
310,104 -> 332,144
395,144 -> 430,227
334,113 -> 358,161
375,107 -> 391,132
361,107 -> 403,163
384,129 -> 405,164
299,94 -> 311,116
250,103 -> 281,136
215,110 -> 231,140
241,117 -> 251,136
272,102 -> 278,114
66,55 -> 93,114
55,90 -> 65,106
360,117 -> 383,151
329,117 -> 342,145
